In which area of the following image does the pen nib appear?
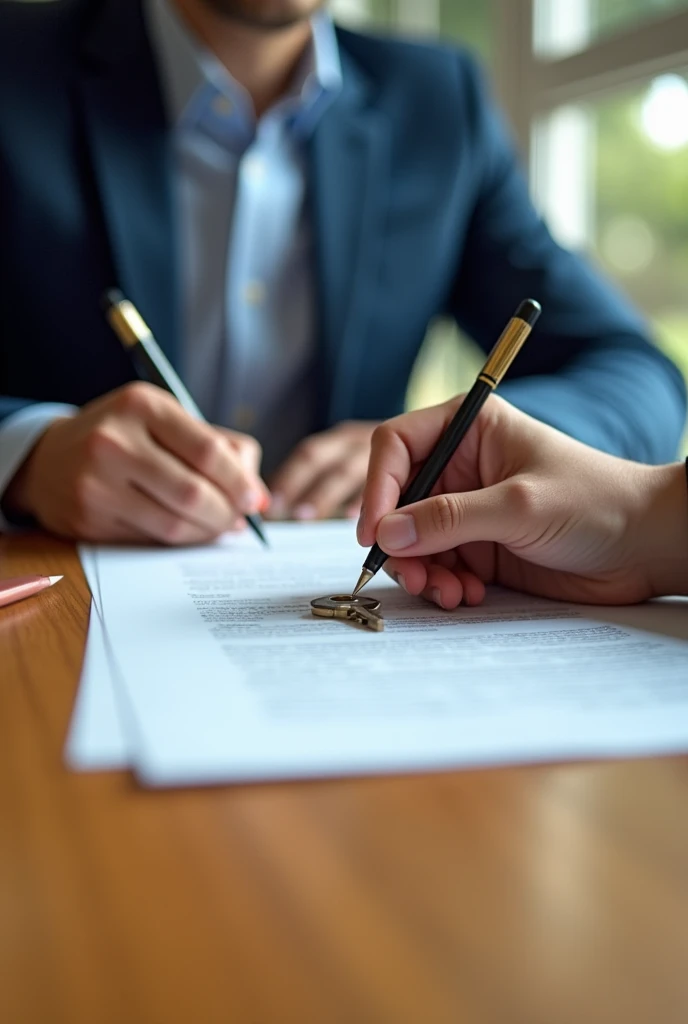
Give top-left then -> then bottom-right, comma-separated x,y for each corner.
352,569 -> 374,597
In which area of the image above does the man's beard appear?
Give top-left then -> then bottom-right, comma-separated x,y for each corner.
196,0 -> 325,31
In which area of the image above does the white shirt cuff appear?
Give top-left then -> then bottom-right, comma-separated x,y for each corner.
0,404 -> 78,532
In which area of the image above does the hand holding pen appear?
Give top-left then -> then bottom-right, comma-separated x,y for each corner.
354,300 -> 541,596
4,301 -> 269,545
357,385 -> 688,609
103,292 -> 268,546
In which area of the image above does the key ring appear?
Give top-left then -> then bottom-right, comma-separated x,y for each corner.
310,595 -> 382,618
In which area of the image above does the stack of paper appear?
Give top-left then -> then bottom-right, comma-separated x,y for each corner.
68,521 -> 688,786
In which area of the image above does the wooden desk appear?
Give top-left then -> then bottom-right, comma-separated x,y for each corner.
1,534 -> 687,1024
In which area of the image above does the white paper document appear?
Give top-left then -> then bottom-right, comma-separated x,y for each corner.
70,522 -> 688,785
67,550 -> 130,768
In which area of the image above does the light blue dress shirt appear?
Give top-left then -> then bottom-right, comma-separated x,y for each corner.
0,0 -> 342,526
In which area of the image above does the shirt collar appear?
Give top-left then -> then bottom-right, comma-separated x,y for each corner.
144,0 -> 342,139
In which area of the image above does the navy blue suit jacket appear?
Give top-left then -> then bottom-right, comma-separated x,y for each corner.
0,0 -> 685,462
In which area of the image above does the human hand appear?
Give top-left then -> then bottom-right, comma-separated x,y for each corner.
4,382 -> 270,543
357,395 -> 688,607
267,421 -> 379,521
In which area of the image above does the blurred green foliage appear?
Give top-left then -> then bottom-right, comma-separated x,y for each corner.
594,84 -> 688,450
595,89 -> 688,305
439,0 -> 491,58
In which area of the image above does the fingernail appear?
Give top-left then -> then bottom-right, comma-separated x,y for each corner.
378,513 -> 417,551
258,492 -> 271,514
240,490 -> 263,514
432,588 -> 445,609
294,504 -> 316,521
394,572 -> 407,593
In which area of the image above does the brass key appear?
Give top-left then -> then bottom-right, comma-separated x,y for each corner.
311,595 -> 385,632
345,603 -> 385,632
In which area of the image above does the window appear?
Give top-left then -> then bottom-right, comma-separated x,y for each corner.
525,0 -> 688,449
534,77 -> 688,399
334,1 -> 688,450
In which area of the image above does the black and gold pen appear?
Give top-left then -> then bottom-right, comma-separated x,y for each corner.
352,299 -> 542,596
102,289 -> 268,547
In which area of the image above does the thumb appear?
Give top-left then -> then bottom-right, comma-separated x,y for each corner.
376,480 -> 532,557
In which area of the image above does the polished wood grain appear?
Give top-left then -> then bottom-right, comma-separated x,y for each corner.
1,533 -> 687,1024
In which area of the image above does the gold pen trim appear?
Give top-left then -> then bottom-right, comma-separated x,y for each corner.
106,299 -> 152,350
480,316 -> 533,387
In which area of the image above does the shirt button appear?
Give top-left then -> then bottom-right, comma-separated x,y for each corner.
243,280 -> 267,306
211,94 -> 234,117
234,405 -> 256,431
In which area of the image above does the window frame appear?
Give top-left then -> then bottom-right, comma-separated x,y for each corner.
490,1 -> 688,160
340,0 -> 688,161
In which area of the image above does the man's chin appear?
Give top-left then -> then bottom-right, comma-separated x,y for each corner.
197,0 -> 324,30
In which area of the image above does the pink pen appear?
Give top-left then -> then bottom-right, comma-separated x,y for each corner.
0,575 -> 63,610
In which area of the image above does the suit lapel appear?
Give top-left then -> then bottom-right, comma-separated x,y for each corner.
77,0 -> 178,364
310,50 -> 391,425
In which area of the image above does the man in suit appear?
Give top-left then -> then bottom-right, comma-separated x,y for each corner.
0,0 -> 685,544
